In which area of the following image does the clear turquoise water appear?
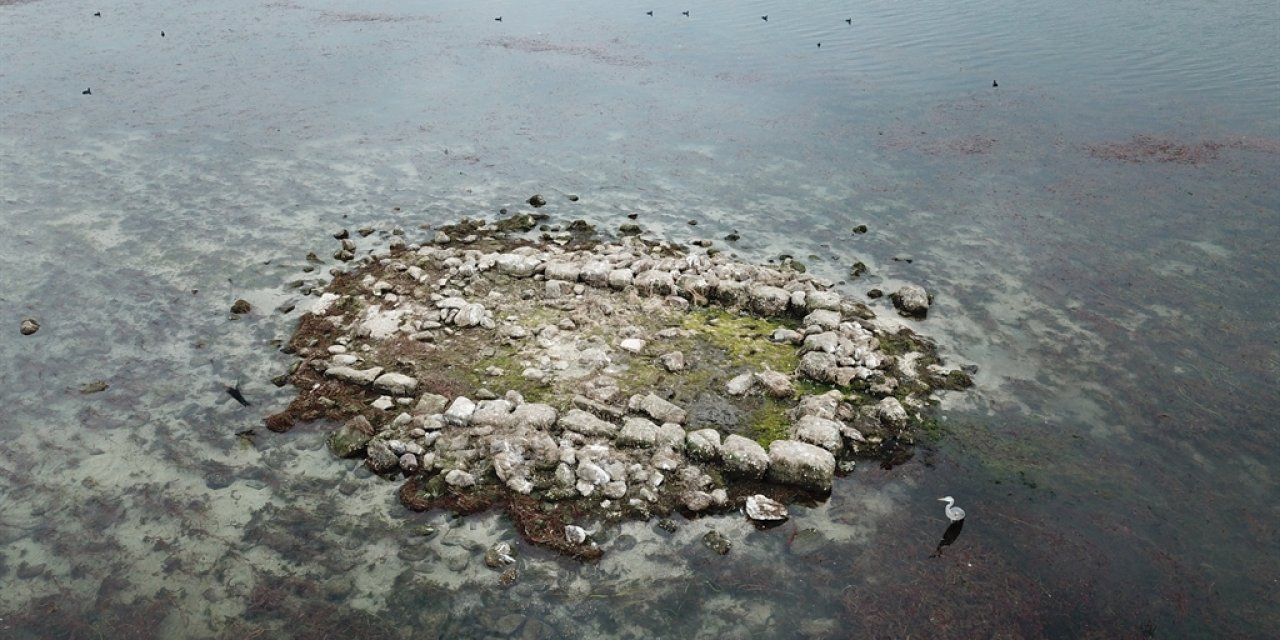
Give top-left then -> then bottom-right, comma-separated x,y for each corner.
1,0 -> 1277,637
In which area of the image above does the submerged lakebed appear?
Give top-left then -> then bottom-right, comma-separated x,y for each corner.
269,209 -> 973,563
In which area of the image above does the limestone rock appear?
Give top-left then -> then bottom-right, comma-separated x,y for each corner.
876,396 -> 909,429
619,338 -> 647,354
325,365 -> 384,386
558,409 -> 619,437
721,434 -> 769,479
327,416 -> 375,458
365,440 -> 400,473
767,440 -> 835,492
891,284 -> 930,317
745,494 -> 788,521
754,369 -> 794,398
749,285 -> 791,316
726,373 -> 756,396
617,417 -> 659,448
628,393 -> 687,424
793,415 -> 844,453
686,429 -> 722,462
511,403 -> 557,429
658,351 -> 686,372
19,318 -> 39,335
444,396 -> 477,426
373,372 -> 418,396
683,490 -> 714,512
445,469 -> 476,487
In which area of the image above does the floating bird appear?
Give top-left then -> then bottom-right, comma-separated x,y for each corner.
992,80 -> 999,87
939,496 -> 966,522
82,87 -> 91,95
94,11 -> 101,17
845,18 -> 852,25
816,42 -> 821,48
761,15 -> 768,21
682,10 -> 690,17
494,16 -> 502,22
161,31 -> 165,37
646,10 -> 653,16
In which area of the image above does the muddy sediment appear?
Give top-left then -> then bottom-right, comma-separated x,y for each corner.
269,215 -> 971,558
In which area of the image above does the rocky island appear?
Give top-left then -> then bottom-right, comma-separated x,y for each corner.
267,211 -> 971,559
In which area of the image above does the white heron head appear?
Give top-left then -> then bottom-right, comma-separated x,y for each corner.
938,496 -> 954,503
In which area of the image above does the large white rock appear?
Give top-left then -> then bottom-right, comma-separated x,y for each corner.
444,396 -> 477,426
557,409 -> 619,437
628,393 -> 687,424
891,284 -> 930,317
767,440 -> 835,492
686,429 -> 722,462
373,372 -> 418,396
617,417 -> 659,448
793,415 -> 844,454
745,494 -> 788,521
721,434 -> 769,479
325,365 -> 384,386
876,397 -> 909,429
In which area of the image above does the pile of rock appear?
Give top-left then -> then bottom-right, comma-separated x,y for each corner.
273,215 -> 971,555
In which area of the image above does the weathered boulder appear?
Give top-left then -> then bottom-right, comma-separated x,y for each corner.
749,285 -> 791,316
754,369 -> 794,398
495,253 -> 541,277
876,397 -> 909,429
325,365 -> 384,386
659,351 -> 686,372
745,494 -> 788,521
511,403 -> 557,429
558,409 -> 619,437
767,440 -> 835,492
373,372 -> 418,396
686,429 -> 722,462
617,417 -> 659,448
634,270 -> 676,296
365,440 -> 401,473
793,415 -> 844,454
891,284 -> 930,317
721,434 -> 769,479
444,396 -> 477,426
628,393 -> 687,424
327,416 -> 375,458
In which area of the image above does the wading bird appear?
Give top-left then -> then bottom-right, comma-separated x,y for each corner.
939,496 -> 966,522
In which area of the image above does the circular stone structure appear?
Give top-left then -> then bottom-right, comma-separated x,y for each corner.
268,215 -> 972,558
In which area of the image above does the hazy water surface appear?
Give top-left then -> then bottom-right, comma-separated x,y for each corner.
2,0 -> 1278,637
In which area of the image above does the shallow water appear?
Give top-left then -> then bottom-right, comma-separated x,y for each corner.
2,0 -> 1277,637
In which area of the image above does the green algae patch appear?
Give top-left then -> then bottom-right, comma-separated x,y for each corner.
748,398 -> 793,447
680,308 -> 799,374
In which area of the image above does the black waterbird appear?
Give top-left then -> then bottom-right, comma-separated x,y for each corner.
94,11 -> 101,17
82,88 -> 91,95
646,10 -> 653,16
845,18 -> 852,25
992,80 -> 999,87
682,10 -> 690,17
494,16 -> 502,22
226,382 -> 251,407
761,15 -> 768,21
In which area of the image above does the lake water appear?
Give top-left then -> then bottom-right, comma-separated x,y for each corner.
2,0 -> 1277,637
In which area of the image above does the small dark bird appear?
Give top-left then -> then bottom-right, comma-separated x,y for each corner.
82,88 -> 91,95
94,11 -> 101,17
992,80 -> 999,87
845,18 -> 852,25
646,10 -> 653,16
494,16 -> 502,22
761,15 -> 768,21
161,31 -> 165,37
682,10 -> 690,17
817,42 -> 821,48
226,384 -> 251,407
